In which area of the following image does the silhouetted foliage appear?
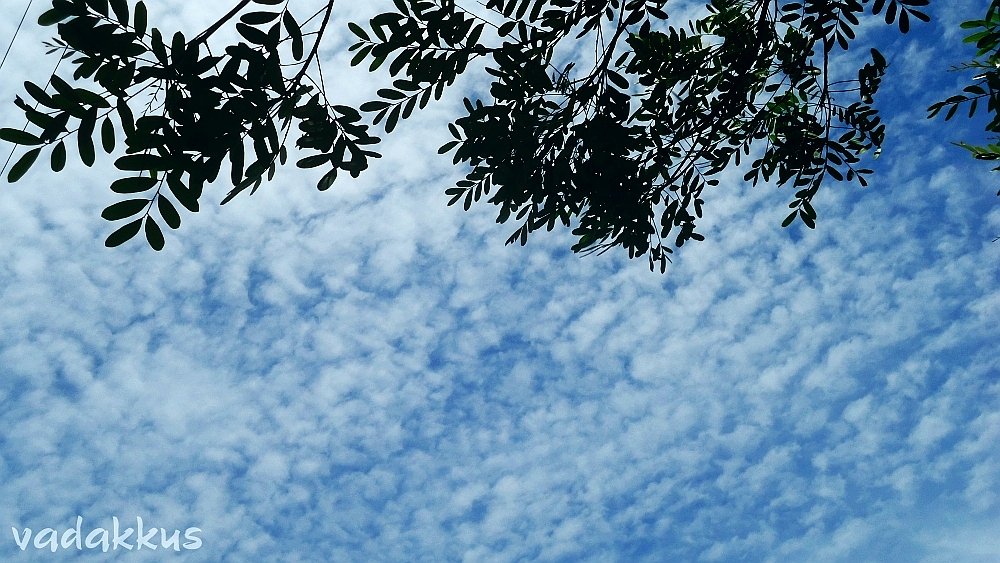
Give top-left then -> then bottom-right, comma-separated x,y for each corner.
927,0 -> 1000,195
5,0 -> 992,268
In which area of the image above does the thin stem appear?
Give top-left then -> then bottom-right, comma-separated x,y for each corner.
1,45 -> 68,179
291,0 -> 335,86
191,0 -> 255,46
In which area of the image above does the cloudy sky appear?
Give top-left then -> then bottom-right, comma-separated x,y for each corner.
0,0 -> 997,561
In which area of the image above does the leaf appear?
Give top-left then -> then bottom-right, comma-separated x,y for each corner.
37,8 -> 69,26
607,70 -> 629,90
144,217 -> 165,250
117,98 -> 135,137
84,0 -> 109,16
116,153 -> 168,171
799,209 -> 816,229
359,100 -> 390,112
237,23 -> 269,45
167,175 -> 199,212
296,154 -> 330,168
157,195 -> 181,229
78,109 -> 97,167
871,48 -> 886,68
241,11 -> 279,25
110,176 -> 157,193
318,168 -> 337,191
7,147 -> 41,182
377,88 -> 407,100
101,199 -> 148,220
781,210 -> 797,227
134,1 -> 147,37
802,200 -> 817,219
109,0 -> 128,26
385,105 -> 401,133
348,22 -> 370,41
0,128 -> 41,145
351,43 -> 373,66
105,218 -> 142,247
50,140 -> 67,172
23,82 -> 55,108
283,11 -> 303,60
101,117 -> 115,153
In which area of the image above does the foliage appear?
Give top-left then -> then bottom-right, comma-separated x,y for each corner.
0,0 -> 943,269
2,0 -> 381,250
927,0 -> 1000,194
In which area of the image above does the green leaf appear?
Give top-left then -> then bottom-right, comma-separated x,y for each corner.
50,140 -> 67,172
110,176 -> 157,193
7,147 -> 41,182
101,199 -> 148,220
0,128 -> 41,145
144,217 -> 165,250
157,195 -> 181,229
105,218 -> 142,247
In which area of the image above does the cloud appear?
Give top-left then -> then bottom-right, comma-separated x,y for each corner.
0,1 -> 997,561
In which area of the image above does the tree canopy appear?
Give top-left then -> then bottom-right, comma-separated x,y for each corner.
0,0 -> 996,270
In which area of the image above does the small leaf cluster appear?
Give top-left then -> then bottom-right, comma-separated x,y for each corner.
347,0 -> 490,135
3,0 -> 380,249
928,0 -> 1000,189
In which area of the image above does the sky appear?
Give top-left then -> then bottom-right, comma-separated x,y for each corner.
0,0 -> 997,561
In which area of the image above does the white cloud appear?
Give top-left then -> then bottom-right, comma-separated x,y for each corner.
0,1 -> 997,561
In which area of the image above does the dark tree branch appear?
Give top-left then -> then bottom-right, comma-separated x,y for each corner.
191,0 -> 255,46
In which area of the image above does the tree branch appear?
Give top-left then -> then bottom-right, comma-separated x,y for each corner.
291,0 -> 335,86
191,0 -> 255,46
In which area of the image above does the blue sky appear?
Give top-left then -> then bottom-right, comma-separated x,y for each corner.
0,0 -> 998,561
